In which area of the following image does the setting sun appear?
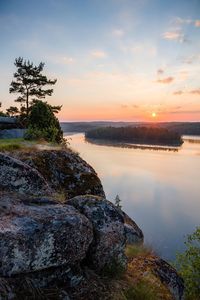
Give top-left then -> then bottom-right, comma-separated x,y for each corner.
152,112 -> 157,118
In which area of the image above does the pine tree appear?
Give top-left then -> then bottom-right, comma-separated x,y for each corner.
9,57 -> 57,117
6,106 -> 19,116
114,195 -> 122,209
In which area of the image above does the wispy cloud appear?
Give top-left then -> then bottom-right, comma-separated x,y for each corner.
112,28 -> 125,37
162,30 -> 186,42
195,20 -> 200,27
120,104 -> 139,109
121,104 -> 128,108
173,88 -> 200,95
172,17 -> 200,28
173,90 -> 183,95
91,50 -> 107,58
124,44 -> 157,57
189,89 -> 200,95
47,54 -> 76,65
157,77 -> 174,84
173,17 -> 193,26
157,68 -> 164,75
63,57 -> 75,64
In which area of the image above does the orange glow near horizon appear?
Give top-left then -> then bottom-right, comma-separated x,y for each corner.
57,105 -> 200,122
151,112 -> 157,118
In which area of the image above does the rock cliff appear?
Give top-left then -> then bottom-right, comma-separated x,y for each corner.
0,148 -> 183,300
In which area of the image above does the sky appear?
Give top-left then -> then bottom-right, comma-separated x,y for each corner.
0,0 -> 200,122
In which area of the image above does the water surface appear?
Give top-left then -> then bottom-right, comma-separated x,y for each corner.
66,133 -> 200,261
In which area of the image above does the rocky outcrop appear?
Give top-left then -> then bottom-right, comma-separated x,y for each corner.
122,211 -> 144,244
0,153 -> 50,196
0,194 -> 93,277
12,149 -> 105,199
154,258 -> 184,300
0,149 -> 183,300
68,195 -> 127,272
126,252 -> 184,300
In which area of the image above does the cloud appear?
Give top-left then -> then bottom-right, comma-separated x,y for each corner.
189,89 -> 200,95
113,29 -> 125,37
195,20 -> 200,27
173,88 -> 200,95
121,104 -> 128,108
121,104 -> 138,109
157,77 -> 174,84
182,54 -> 200,64
162,30 -> 186,42
168,110 -> 200,114
63,57 -> 75,64
157,68 -> 164,75
129,44 -> 157,57
173,90 -> 183,95
173,17 -> 193,25
46,54 -> 76,65
91,50 -> 107,58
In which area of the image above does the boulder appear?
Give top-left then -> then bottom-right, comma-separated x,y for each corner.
154,258 -> 184,300
121,211 -> 144,244
0,194 -> 93,276
13,150 -> 105,198
68,195 -> 128,272
0,153 -> 50,196
67,195 -> 144,272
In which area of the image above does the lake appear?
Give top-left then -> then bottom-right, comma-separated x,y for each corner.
65,133 -> 200,262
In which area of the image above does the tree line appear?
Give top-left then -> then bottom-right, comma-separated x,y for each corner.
86,126 -> 183,146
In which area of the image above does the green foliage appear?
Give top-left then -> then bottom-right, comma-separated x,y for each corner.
9,57 -> 57,118
125,245 -> 150,259
6,106 -> 19,116
114,194 -> 122,209
86,126 -> 183,146
0,138 -> 24,151
25,101 -> 63,143
0,102 -> 7,116
176,227 -> 200,300
123,280 -> 159,300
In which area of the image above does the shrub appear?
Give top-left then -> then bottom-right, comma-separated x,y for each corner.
125,245 -> 151,259
25,101 -> 63,143
176,227 -> 200,300
123,280 -> 159,300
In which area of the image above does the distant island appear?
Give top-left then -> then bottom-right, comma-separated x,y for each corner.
85,126 -> 184,147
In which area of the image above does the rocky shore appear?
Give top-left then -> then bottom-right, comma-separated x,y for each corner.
0,148 -> 184,299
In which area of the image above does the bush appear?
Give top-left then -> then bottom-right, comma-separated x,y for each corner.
125,245 -> 151,259
25,101 -> 63,143
123,280 -> 159,300
176,227 -> 200,300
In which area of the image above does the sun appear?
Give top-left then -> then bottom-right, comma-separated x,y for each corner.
151,112 -> 157,118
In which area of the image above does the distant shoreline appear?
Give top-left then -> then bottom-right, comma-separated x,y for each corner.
85,126 -> 183,148
85,137 -> 180,152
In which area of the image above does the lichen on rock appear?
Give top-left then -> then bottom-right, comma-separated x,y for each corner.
0,153 -> 50,196
0,193 -> 93,277
12,149 -> 105,199
67,195 -> 144,273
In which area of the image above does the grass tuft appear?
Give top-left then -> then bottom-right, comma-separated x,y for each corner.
123,280 -> 159,300
125,244 -> 152,259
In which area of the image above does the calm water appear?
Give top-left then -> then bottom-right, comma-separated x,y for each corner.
66,133 -> 200,261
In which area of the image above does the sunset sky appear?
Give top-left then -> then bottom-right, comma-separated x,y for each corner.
0,0 -> 200,122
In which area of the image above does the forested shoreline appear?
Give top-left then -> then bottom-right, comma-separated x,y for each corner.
85,126 -> 183,146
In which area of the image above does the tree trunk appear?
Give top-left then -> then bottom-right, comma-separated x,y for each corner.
26,90 -> 29,116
